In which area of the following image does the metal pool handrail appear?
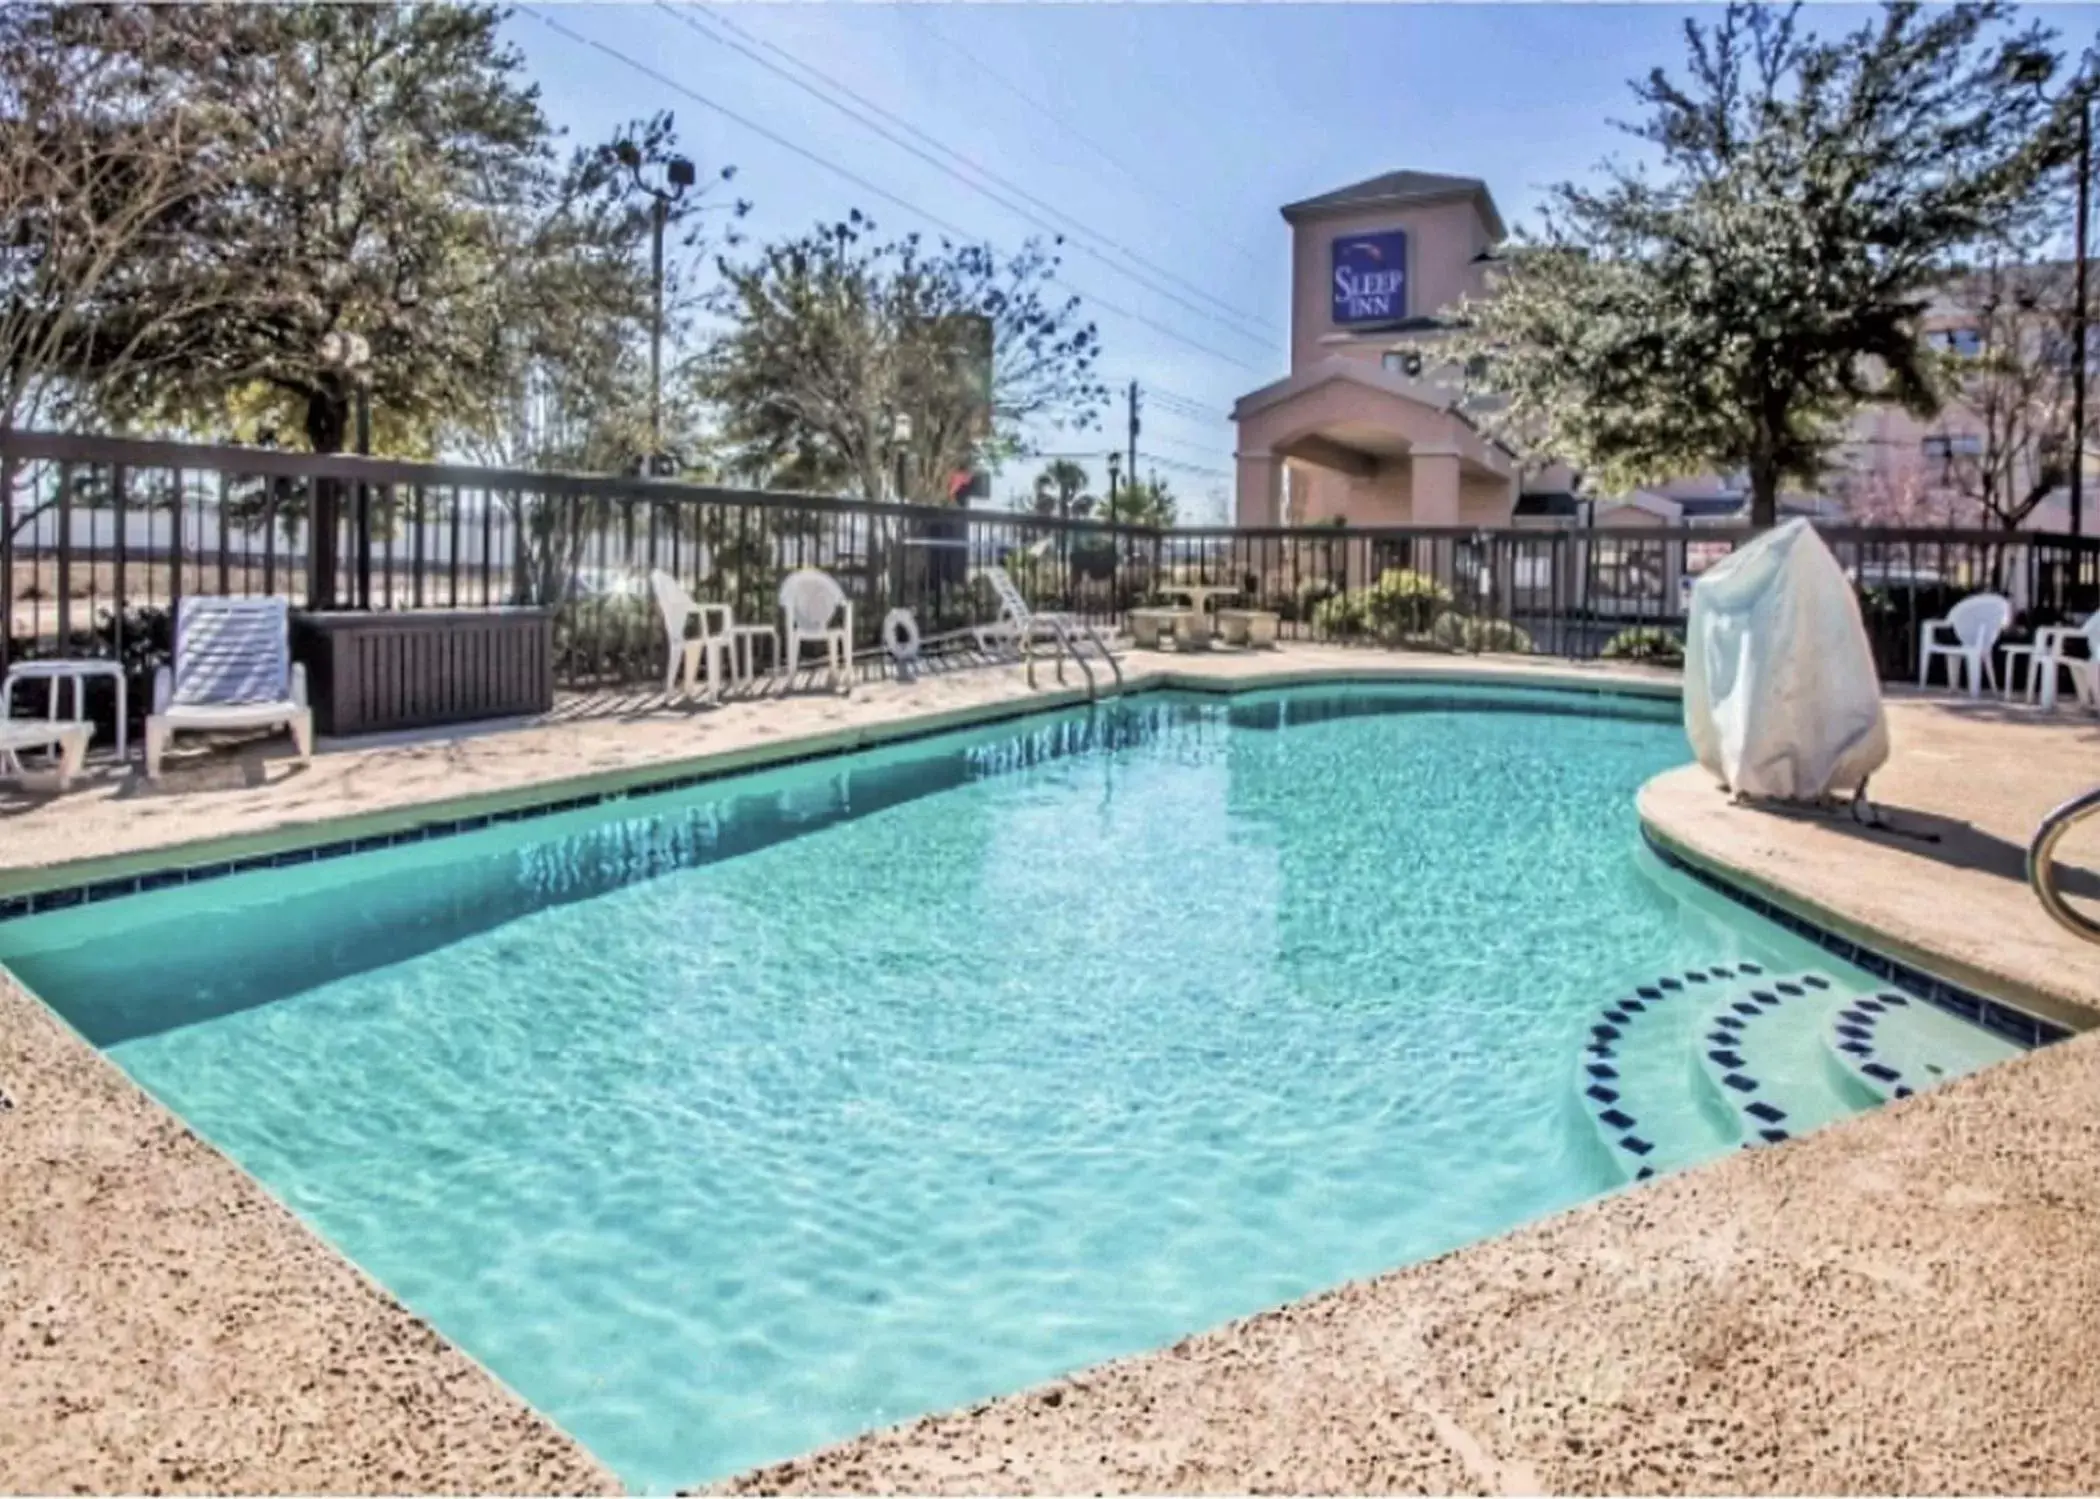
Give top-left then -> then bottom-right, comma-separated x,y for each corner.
2028,785 -> 2100,944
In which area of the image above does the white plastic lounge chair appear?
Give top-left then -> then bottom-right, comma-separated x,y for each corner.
2002,611 -> 2100,712
144,596 -> 312,780
0,720 -> 91,793
978,565 -> 1123,692
1917,591 -> 2011,696
778,568 -> 853,695
979,565 -> 1087,655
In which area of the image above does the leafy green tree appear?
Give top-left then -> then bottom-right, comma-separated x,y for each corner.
61,4 -> 556,455
1453,1 -> 2085,526
1031,458 -> 1095,519
456,111 -> 747,480
698,212 -> 1106,503
1113,472 -> 1179,528
0,4 -> 259,438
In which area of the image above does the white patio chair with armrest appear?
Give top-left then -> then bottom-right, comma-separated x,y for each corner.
778,568 -> 853,695
1917,591 -> 2011,696
2004,611 -> 2100,711
144,596 -> 312,780
649,570 -> 723,701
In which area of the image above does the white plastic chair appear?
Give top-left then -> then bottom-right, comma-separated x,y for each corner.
650,570 -> 725,701
144,596 -> 312,780
2003,612 -> 2100,712
1917,592 -> 2011,696
778,568 -> 853,695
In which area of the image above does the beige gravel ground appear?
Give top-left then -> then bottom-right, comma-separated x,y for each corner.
2,643 -> 2095,1495
0,965 -> 619,1495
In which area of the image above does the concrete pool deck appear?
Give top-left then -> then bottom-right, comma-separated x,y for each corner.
1,644 -> 2096,1493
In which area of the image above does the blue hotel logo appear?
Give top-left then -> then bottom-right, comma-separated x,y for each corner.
1331,230 -> 1408,326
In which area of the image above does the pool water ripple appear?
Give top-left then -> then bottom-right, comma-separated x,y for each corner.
0,687 -> 1863,1490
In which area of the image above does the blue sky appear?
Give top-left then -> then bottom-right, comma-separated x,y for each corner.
507,3 -> 2100,519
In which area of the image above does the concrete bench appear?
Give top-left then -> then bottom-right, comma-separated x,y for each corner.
1127,608 -> 1189,650
1174,609 -> 1215,651
1217,608 -> 1280,648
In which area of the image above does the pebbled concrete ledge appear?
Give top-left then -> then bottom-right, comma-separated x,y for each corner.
0,967 -> 619,1495
1638,693 -> 2100,1030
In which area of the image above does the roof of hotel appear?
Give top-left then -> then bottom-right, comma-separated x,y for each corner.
1281,170 -> 1507,239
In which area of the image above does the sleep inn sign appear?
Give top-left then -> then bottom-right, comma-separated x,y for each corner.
1331,229 -> 1408,325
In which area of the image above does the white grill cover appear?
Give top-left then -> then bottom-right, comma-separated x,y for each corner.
1683,519 -> 1890,800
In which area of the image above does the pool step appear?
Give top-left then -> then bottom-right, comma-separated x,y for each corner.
1825,987 -> 2023,1103
1579,962 -> 2037,1190
1826,990 -> 1919,1103
1576,962 -> 1766,1184
1692,971 -> 1857,1149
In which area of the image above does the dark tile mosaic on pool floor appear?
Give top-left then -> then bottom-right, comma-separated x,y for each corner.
1642,831 -> 2070,1048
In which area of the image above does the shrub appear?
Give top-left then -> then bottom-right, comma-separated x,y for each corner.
1430,610 -> 1534,654
1310,589 -> 1368,638
1362,568 -> 1452,638
1280,575 -> 1340,625
1601,625 -> 1685,667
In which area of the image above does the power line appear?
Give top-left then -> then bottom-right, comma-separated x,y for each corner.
1111,379 -> 1233,421
672,2 -> 1280,346
1150,395 -> 1228,424
651,2 -> 1274,358
1148,430 -> 1230,460
901,8 -> 1273,280
522,7 -> 1265,378
1138,451 -> 1231,479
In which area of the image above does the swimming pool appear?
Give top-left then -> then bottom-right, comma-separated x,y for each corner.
0,683 -> 2033,1491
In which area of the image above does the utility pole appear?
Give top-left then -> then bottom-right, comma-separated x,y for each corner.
1126,380 -> 1141,512
2074,95 -> 2089,538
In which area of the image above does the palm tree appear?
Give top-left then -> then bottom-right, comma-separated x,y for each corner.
1030,459 -> 1095,520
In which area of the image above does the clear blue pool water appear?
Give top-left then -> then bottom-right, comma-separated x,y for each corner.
0,684 -> 1902,1490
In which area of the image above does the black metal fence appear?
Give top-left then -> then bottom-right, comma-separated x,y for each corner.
7,430 -> 2099,704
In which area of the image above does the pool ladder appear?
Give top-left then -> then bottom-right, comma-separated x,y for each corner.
1021,615 -> 1124,700
2027,785 -> 2100,944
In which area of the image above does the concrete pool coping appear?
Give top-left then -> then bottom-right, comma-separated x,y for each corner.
3,645 -> 2096,1492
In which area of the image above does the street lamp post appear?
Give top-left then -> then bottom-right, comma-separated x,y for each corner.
1105,450 -> 1122,526
892,413 -> 913,503
616,143 -> 695,472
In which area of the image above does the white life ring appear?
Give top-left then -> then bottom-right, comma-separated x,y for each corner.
882,608 -> 922,664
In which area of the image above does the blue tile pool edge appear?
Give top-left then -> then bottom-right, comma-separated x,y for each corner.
1640,828 -> 2074,1049
0,673 -> 1675,923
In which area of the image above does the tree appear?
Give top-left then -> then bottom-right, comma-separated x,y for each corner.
65,4 -> 558,455
454,112 -> 747,480
1928,253 -> 2094,528
1031,458 -> 1095,520
1116,472 -> 1179,529
1454,1 -> 2085,527
698,212 -> 1105,502
0,5 -> 255,437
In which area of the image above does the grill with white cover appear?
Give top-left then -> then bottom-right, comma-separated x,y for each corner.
1683,519 -> 1889,801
